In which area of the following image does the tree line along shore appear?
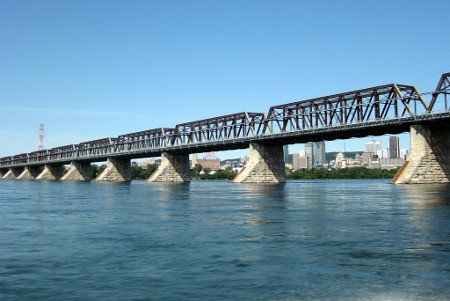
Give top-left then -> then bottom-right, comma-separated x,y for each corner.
91,164 -> 399,180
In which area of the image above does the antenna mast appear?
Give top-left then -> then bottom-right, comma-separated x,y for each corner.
39,123 -> 45,150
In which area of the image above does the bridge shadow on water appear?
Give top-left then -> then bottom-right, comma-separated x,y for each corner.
232,182 -> 287,201
399,183 -> 450,206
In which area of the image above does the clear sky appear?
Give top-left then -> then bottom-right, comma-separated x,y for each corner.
1,0 -> 449,159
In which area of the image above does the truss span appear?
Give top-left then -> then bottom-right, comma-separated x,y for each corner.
1,72 -> 449,169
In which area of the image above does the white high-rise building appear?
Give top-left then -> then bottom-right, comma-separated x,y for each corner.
365,140 -> 381,154
377,148 -> 389,159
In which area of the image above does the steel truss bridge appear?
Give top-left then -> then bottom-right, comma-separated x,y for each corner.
1,72 -> 449,169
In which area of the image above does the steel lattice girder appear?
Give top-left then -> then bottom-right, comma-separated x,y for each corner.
266,84 -> 426,133
29,150 -> 50,162
175,112 -> 266,144
428,72 -> 450,111
12,153 -> 28,165
116,128 -> 175,150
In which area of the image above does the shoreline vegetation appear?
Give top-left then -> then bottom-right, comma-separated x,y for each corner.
92,164 -> 399,180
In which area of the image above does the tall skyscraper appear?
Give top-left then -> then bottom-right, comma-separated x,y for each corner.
305,142 -> 314,168
389,136 -> 400,159
304,141 -> 326,168
283,145 -> 292,164
315,141 -> 326,167
365,140 -> 381,154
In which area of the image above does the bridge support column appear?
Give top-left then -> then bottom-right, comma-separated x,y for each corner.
392,124 -> 450,184
61,162 -> 92,181
17,166 -> 42,180
0,169 -> 9,178
148,152 -> 191,182
36,164 -> 65,181
95,158 -> 131,182
232,142 -> 285,183
2,168 -> 23,179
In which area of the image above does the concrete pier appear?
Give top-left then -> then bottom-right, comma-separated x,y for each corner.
2,168 -> 23,179
61,162 -> 92,181
148,152 -> 191,182
95,158 -> 131,182
17,166 -> 42,180
232,142 -> 285,183
36,164 -> 65,181
392,124 -> 450,184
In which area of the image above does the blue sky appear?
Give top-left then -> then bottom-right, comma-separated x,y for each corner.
1,0 -> 449,159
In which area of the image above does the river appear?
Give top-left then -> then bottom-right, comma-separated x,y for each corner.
0,179 -> 449,300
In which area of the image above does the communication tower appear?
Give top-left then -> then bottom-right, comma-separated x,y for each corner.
39,124 -> 45,150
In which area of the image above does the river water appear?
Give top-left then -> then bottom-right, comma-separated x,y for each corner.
0,179 -> 449,300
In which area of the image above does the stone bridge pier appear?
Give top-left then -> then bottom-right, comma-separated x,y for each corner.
2,167 -> 23,179
393,124 -> 450,184
148,152 -> 191,182
61,162 -> 92,181
18,166 -> 43,180
36,164 -> 65,180
96,158 -> 131,182
232,142 -> 285,183
0,169 -> 9,178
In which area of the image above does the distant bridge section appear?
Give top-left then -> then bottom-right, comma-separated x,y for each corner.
1,72 -> 449,183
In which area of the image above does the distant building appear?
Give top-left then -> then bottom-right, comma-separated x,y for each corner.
283,145 -> 292,164
293,151 -> 309,169
361,152 -> 373,166
377,148 -> 389,159
400,149 -> 409,160
138,159 -> 158,168
365,140 -> 381,154
304,141 -> 326,168
389,136 -> 400,159
380,158 -> 404,169
197,153 -> 221,171
315,141 -> 326,167
191,154 -> 198,168
347,158 -> 363,167
369,154 -> 380,169
335,152 -> 346,168
305,142 -> 314,168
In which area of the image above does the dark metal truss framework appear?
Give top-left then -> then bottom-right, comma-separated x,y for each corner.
116,128 -> 175,151
174,112 -> 266,145
428,72 -> 450,111
266,84 -> 426,134
1,73 -> 449,168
